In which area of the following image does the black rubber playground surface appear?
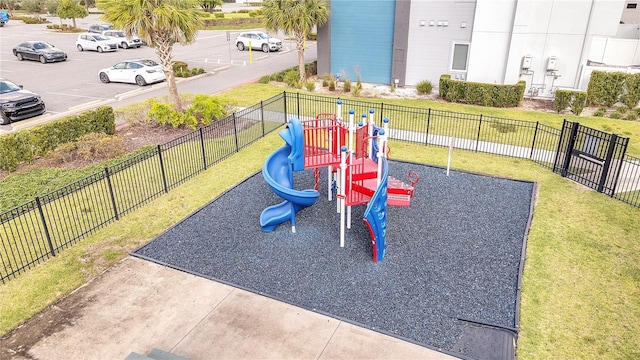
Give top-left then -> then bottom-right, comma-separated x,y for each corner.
133,160 -> 535,359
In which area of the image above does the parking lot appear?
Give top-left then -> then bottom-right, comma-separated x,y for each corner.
0,13 -> 296,119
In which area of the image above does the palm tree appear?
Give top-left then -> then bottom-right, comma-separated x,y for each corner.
263,0 -> 330,81
97,0 -> 204,110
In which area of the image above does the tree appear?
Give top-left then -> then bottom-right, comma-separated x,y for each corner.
97,0 -> 204,111
263,0 -> 330,81
199,0 -> 222,12
22,0 -> 44,19
57,0 -> 88,28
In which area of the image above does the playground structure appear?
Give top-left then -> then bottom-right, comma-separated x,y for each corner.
260,100 -> 419,262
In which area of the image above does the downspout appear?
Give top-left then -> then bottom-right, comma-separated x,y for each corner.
503,0 -> 519,84
574,0 -> 596,89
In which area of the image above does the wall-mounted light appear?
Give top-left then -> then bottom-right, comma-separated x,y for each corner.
461,21 -> 467,28
420,20 -> 426,26
394,79 -> 400,85
437,20 -> 443,26
443,21 -> 449,27
429,20 -> 435,26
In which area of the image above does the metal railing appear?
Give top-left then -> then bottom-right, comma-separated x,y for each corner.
1,91 -> 639,283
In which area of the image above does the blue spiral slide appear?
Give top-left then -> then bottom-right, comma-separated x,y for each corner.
260,119 -> 320,232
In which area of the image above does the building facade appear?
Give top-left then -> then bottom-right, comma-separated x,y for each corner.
317,0 -> 626,99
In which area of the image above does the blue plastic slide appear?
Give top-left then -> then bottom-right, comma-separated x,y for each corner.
260,120 -> 320,232
363,156 -> 389,262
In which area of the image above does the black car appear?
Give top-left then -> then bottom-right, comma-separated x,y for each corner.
13,41 -> 67,64
0,78 -> 46,125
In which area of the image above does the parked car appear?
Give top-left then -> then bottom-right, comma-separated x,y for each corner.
12,41 -> 67,64
102,30 -> 143,49
235,31 -> 282,53
75,33 -> 118,53
0,10 -> 9,27
0,78 -> 46,125
98,59 -> 166,86
88,24 -> 113,33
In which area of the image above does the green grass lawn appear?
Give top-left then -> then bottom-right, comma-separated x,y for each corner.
1,84 -> 639,358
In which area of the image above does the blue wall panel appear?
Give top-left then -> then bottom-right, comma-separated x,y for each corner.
330,0 -> 395,84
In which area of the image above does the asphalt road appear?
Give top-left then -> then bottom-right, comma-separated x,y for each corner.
0,12 -> 316,133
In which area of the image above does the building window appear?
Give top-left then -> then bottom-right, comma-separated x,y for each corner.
627,3 -> 637,9
452,43 -> 469,71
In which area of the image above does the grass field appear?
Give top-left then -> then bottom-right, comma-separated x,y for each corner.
1,85 -> 639,358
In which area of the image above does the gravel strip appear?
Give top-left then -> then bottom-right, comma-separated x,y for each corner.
134,160 -> 534,354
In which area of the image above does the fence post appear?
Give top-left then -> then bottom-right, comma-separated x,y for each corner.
104,167 -> 119,220
296,92 -> 301,119
598,134 -> 619,194
530,121 -> 540,159
36,196 -> 55,257
425,108 -> 431,145
380,103 -> 384,125
233,113 -> 240,152
157,145 -> 169,193
260,100 -> 265,136
283,91 -> 288,123
560,121 -> 579,177
475,114 -> 483,152
199,128 -> 207,170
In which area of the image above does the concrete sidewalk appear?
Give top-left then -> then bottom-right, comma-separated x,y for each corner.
2,256 -> 456,360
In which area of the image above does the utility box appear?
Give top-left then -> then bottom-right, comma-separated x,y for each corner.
547,56 -> 558,71
521,55 -> 532,70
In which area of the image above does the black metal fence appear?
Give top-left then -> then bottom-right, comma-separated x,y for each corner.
2,91 -> 639,283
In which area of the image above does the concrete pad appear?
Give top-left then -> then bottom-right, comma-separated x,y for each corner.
25,257 -> 235,360
174,289 -> 340,359
3,257 -> 457,360
320,323 -> 458,360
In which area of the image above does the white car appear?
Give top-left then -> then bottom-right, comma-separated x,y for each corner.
102,30 -> 143,49
75,33 -> 118,53
235,31 -> 282,53
98,59 -> 166,86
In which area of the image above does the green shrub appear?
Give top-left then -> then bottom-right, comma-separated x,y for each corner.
305,61 -> 318,77
305,80 -> 315,92
416,80 -> 433,94
570,91 -> 587,115
593,108 -> 607,117
0,107 -> 115,172
554,90 -> 587,115
343,79 -> 352,93
609,111 -> 622,119
258,75 -> 271,84
624,112 -> 637,121
634,107 -> 640,116
615,105 -> 628,114
553,90 -> 571,113
328,79 -> 336,91
352,76 -> 362,97
214,12 -> 225,18
148,102 -> 197,129
190,68 -> 205,76
586,71 -> 625,106
185,94 -> 227,126
173,61 -> 188,73
283,69 -> 300,87
621,73 -> 640,108
439,74 -> 524,107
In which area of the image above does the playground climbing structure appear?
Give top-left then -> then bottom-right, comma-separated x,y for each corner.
260,101 -> 419,262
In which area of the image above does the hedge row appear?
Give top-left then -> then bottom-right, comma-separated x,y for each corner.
586,70 -> 640,108
439,75 -> 525,107
553,89 -> 587,115
0,107 -> 115,172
